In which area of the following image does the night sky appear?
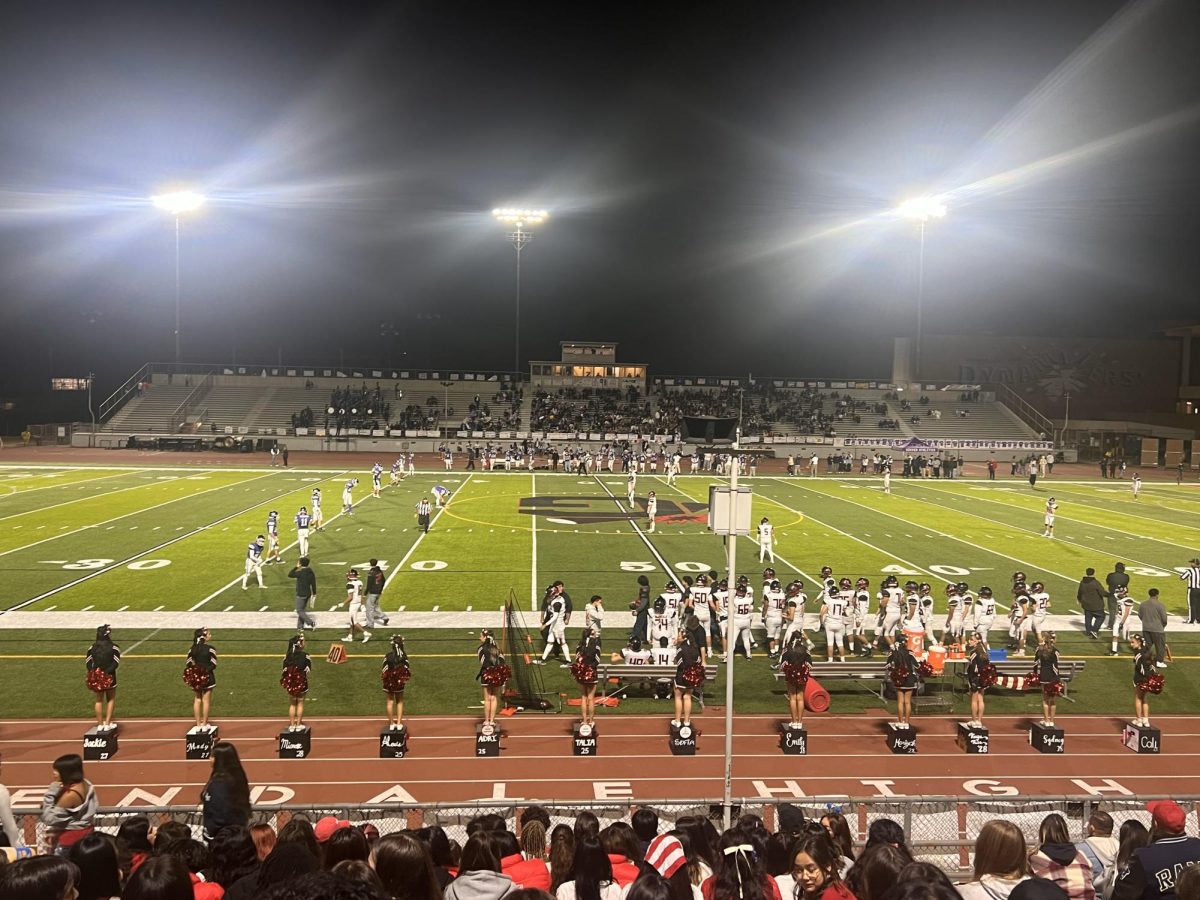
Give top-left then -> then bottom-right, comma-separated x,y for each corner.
1,0 -> 1198,392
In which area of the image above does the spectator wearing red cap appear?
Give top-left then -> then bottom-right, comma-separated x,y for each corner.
1112,801 -> 1200,900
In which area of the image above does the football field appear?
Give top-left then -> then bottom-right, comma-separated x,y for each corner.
2,461 -> 1200,720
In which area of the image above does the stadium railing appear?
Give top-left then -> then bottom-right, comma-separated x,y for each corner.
8,794 -> 1193,870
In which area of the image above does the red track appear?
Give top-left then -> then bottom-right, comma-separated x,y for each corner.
3,713 -> 1196,808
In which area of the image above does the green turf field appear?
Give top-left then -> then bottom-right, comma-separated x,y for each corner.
2,463 -> 1199,718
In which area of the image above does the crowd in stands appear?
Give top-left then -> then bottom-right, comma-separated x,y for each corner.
531,388 -> 650,434
5,742 -> 1200,900
460,391 -> 522,432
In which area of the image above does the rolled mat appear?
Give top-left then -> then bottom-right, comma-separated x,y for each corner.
804,676 -> 830,713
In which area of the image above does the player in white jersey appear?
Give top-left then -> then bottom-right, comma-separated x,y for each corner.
390,459 -> 402,486
1109,586 -> 1135,655
762,580 -> 786,657
539,592 -> 569,663
342,478 -> 358,516
1008,587 -> 1030,655
973,586 -> 998,648
850,577 -> 874,657
371,463 -> 383,498
646,491 -> 658,533
626,470 -> 637,507
648,597 -> 674,645
343,568 -> 371,643
690,575 -> 715,653
651,637 -> 675,667
407,452 -> 415,477
728,582 -> 755,661
584,594 -> 605,636
294,506 -> 312,557
310,488 -> 324,531
660,580 -> 684,627
1043,497 -> 1058,538
1025,581 -> 1051,648
757,517 -> 775,564
618,638 -> 652,665
1131,473 -> 1142,499
264,510 -> 282,565
915,582 -> 935,650
820,578 -> 852,662
900,585 -> 926,653
943,584 -> 967,646
876,576 -> 904,649
710,577 -> 729,657
242,535 -> 266,589
781,580 -> 812,650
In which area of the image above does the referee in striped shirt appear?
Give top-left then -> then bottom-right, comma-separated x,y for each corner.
416,497 -> 432,533
1183,558 -> 1200,624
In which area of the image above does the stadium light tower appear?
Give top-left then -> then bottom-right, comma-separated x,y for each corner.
152,190 -> 206,365
896,196 -> 947,383
492,207 -> 548,375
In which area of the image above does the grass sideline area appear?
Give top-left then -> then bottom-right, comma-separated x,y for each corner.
2,463 -> 1199,719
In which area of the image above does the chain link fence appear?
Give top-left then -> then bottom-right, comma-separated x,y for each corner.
11,796 -> 1198,872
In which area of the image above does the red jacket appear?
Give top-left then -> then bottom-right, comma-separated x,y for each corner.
501,853 -> 551,891
608,855 -> 640,887
191,873 -> 225,900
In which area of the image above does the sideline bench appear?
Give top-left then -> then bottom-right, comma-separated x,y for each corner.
772,661 -> 953,711
595,663 -> 720,708
953,658 -> 1087,702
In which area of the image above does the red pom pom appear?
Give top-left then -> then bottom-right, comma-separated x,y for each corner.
1025,669 -> 1040,688
382,665 -> 410,693
183,666 -> 211,692
86,669 -> 114,692
681,663 -> 706,687
890,665 -> 911,688
482,664 -> 511,687
570,660 -> 597,685
1041,680 -> 1063,698
917,660 -> 934,679
1138,673 -> 1164,695
780,661 -> 810,690
979,664 -> 998,690
280,665 -> 308,698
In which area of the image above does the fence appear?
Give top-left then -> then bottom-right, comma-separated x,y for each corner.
10,795 -> 1197,870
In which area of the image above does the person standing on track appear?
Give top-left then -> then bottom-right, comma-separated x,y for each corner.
1032,632 -> 1062,727
1131,633 -> 1162,728
241,535 -> 266,591
381,634 -> 411,731
288,557 -> 318,631
571,629 -> 602,730
280,634 -> 311,732
671,627 -> 706,729
183,628 -> 217,732
779,631 -> 812,727
85,625 -> 120,732
1180,558 -> 1200,624
477,630 -> 510,729
964,632 -> 994,728
294,506 -> 311,558
886,638 -> 919,727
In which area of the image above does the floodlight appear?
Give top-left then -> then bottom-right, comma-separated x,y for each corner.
896,196 -> 948,221
152,191 -> 206,215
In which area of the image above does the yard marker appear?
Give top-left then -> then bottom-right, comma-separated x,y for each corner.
44,605 -> 55,611
154,606 -> 164,611
259,606 -> 269,611
399,605 -> 406,611
117,605 -> 128,612
82,605 -> 93,611
432,605 -> 440,612
224,605 -> 234,612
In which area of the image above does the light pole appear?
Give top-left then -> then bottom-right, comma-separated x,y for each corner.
151,190 -> 206,366
896,196 -> 947,384
492,207 -> 548,375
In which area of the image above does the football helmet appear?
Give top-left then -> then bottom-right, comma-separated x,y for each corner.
918,582 -> 931,594
762,567 -> 776,580
839,577 -> 853,590
979,586 -> 993,598
1031,581 -> 1045,593
856,577 -> 870,590
821,566 -> 834,578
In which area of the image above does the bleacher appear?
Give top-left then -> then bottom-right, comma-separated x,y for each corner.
904,397 -> 1038,442
104,384 -> 194,434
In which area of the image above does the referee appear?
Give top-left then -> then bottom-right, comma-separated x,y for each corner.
415,497 -> 432,534
1182,557 -> 1200,624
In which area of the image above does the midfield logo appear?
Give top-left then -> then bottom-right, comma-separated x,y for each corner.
518,496 -> 707,525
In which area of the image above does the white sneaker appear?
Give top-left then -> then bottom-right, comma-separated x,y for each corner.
670,720 -> 681,728
342,635 -> 354,642
362,632 -> 372,643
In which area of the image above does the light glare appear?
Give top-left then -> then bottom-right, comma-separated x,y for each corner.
151,190 -> 206,215
896,196 -> 948,221
492,207 -> 549,227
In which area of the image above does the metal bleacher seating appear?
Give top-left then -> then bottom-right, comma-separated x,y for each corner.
104,385 -> 194,434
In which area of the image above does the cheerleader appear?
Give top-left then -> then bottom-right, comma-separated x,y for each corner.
183,628 -> 217,731
1131,634 -> 1163,727
381,634 -> 411,730
1032,632 -> 1063,727
963,632 -> 996,727
779,631 -> 812,727
671,628 -> 706,728
280,635 -> 311,731
570,629 -> 602,728
886,638 -> 919,726
85,625 -> 121,731
476,630 -> 510,728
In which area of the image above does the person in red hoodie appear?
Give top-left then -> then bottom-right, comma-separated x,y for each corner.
491,829 -> 552,891
600,823 -> 642,887
158,837 -> 226,899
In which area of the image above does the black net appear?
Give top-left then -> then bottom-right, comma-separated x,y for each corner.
502,593 -> 554,710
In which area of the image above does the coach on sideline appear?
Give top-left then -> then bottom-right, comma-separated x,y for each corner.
1181,558 -> 1200,624
289,557 -> 318,630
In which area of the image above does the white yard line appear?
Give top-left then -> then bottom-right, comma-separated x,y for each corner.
0,470 -> 131,507
591,475 -> 681,584
531,472 -> 539,612
377,474 -> 475,606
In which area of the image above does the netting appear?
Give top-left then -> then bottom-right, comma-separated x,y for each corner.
503,594 -> 553,710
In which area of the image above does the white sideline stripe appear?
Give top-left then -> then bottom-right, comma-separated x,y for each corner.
378,475 -> 473,605
591,474 -> 680,585
0,471 -> 278,562
530,472 -> 539,613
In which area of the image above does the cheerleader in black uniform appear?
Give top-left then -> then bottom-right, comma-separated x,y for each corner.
1131,633 -> 1162,727
672,628 -> 707,728
280,635 -> 311,731
570,628 -> 602,728
779,631 -> 812,727
85,625 -> 121,731
476,630 -> 510,728
381,634 -> 411,730
886,640 -> 919,726
1032,632 -> 1062,726
183,628 -> 217,731
964,632 -> 996,727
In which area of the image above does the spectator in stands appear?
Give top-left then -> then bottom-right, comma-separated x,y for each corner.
69,832 -> 123,900
600,823 -> 643,883
703,830 -> 779,900
632,810 -> 660,856
575,813 -> 601,845
783,832 -> 853,900
1,752 -> 26,849
412,826 -> 456,890
275,819 -> 322,866
846,844 -> 909,900
1173,868 -> 1200,900
557,835 -> 620,900
818,811 -> 856,877
207,826 -> 260,892
1112,801 -> 1200,900
521,820 -> 549,868
864,820 -> 911,860
957,819 -> 1030,900
123,854 -> 196,900
1029,813 -> 1095,900
895,861 -> 958,894
1076,812 -> 1118,894
447,835 -> 518,900
158,837 -> 222,899
372,832 -> 444,900
156,820 -> 193,849
489,829 -> 551,891
40,752 -> 97,854
1101,822 -> 1149,900
0,856 -> 81,900
549,826 -> 576,893
118,815 -> 155,874
331,859 -> 386,895
250,824 -> 277,863
322,825 -> 370,870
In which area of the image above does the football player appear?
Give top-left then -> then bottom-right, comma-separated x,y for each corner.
876,575 -> 904,650
264,510 -> 282,565
371,463 -> 383,498
342,478 -> 358,516
1109,586 -> 1135,655
242,535 -> 266,590
762,579 -> 787,657
728,581 -> 755,661
973,586 -> 997,648
943,583 -> 966,647
690,574 -> 716,654
851,577 -> 874,657
343,568 -> 370,643
310,488 -> 324,531
820,578 -> 851,663
758,518 -> 775,564
1043,498 -> 1058,538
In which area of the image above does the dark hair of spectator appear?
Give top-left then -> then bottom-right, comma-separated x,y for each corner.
331,859 -> 386,893
521,820 -> 548,861
819,812 -> 856,862
459,834 -> 501,875
627,872 -> 674,900
549,824 -> 576,892
0,856 -> 80,900
764,832 -> 793,878
521,805 -> 553,831
632,809 -> 660,844
52,753 -> 86,786
895,862 -> 956,891
414,825 -> 455,869
674,817 -> 718,873
486,827 -> 520,860
159,837 -> 212,874
881,877 -> 965,900
252,822 -> 278,861
574,811 -> 601,844
256,869 -> 389,900
257,840 -> 321,890
864,819 -> 909,856
846,844 -> 912,900
374,832 -> 444,900
154,820 -> 192,849
570,835 -> 615,900
1115,821 -> 1150,871
68,832 -> 122,900
1174,864 -> 1200,900
712,829 -> 768,900
276,818 -> 321,862
323,826 -> 370,869
971,820 -> 1030,881
123,854 -> 195,900
117,815 -> 155,854
466,813 -> 507,836
1038,814 -> 1071,847
209,825 -> 260,888
602,822 -> 644,864
737,815 -> 764,832
1087,811 -> 1114,837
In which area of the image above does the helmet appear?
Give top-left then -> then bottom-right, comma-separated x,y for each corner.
1031,581 -> 1044,593
653,597 -> 667,612
737,575 -> 749,586
945,583 -> 958,596
979,586 -> 993,598
1013,571 -> 1027,584
856,577 -> 870,590
821,566 -> 833,578
770,580 -> 781,590
788,580 -> 804,594
1115,585 -> 1128,597
695,574 -> 709,586
839,577 -> 852,590
763,567 -> 776,580
904,580 -> 919,592
719,578 -> 729,589
918,582 -> 931,594
884,575 -> 899,588
665,580 -> 678,591
957,581 -> 970,593
823,577 -> 837,592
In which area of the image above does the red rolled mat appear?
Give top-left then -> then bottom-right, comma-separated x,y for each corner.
804,676 -> 830,713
